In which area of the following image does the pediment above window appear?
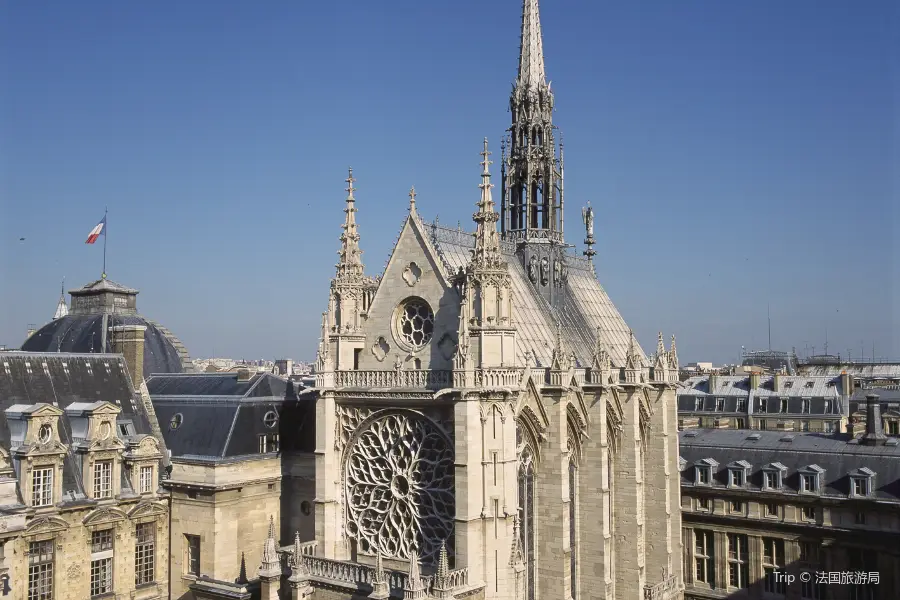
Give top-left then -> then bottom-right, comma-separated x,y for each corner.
127,500 -> 168,520
82,506 -> 128,527
25,515 -> 69,536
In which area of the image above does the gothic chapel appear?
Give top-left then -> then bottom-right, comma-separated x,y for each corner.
305,1 -> 683,599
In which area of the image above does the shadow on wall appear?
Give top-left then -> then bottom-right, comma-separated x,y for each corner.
279,385 -> 317,546
428,281 -> 463,374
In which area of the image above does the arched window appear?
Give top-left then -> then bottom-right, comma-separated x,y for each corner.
569,455 -> 578,599
518,437 -> 536,600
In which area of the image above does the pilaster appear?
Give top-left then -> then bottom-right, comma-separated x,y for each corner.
454,395 -> 486,587
314,392 -> 341,559
614,387 -> 644,599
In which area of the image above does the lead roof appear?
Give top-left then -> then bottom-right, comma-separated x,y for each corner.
425,220 -> 643,368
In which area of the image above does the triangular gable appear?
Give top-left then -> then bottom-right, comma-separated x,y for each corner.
367,213 -> 454,314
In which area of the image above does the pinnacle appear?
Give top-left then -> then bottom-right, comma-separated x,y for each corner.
517,0 -> 547,89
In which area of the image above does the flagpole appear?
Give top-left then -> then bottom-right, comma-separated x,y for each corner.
102,207 -> 108,279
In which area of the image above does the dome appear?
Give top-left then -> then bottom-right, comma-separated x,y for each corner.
22,277 -> 192,376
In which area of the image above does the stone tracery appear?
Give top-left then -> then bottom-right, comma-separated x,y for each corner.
344,411 -> 454,565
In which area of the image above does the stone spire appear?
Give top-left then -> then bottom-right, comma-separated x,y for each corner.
336,168 -> 364,280
403,551 -> 426,600
656,332 -> 666,362
53,278 -> 68,320
471,138 -> 503,269
288,531 -> 312,599
551,318 -> 566,371
370,552 -> 389,599
517,0 -> 546,89
591,326 -> 611,382
258,516 -> 281,579
668,334 -> 679,371
432,541 -> 454,599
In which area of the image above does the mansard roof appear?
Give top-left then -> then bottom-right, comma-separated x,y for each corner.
679,429 -> 900,502
679,374 -> 849,397
146,372 -> 314,459
0,352 -> 160,505
423,219 -> 643,368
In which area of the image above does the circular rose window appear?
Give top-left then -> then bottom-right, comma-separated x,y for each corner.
397,298 -> 435,350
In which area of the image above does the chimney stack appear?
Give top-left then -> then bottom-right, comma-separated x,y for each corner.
708,373 -> 718,393
861,394 -> 887,446
773,372 -> 782,393
841,371 -> 853,395
237,368 -> 253,382
749,371 -> 761,391
112,325 -> 147,389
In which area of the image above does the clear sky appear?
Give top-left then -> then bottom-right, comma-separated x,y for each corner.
1,0 -> 897,364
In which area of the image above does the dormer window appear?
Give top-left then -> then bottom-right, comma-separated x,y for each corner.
694,398 -> 703,411
759,398 -> 767,412
779,399 -> 788,413
736,398 -> 747,412
784,381 -> 793,389
823,400 -> 831,413
727,460 -> 751,488
38,424 -> 52,443
801,399 -> 810,414
799,465 -> 825,495
762,462 -> 787,491
32,467 -> 54,506
716,398 -> 725,412
849,468 -> 875,498
694,458 -> 718,486
805,381 -> 814,389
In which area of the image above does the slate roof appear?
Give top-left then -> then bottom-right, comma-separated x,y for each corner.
679,429 -> 900,502
23,314 -> 187,376
425,221 -> 643,368
799,363 -> 900,379
147,373 -> 314,459
0,352 -> 158,504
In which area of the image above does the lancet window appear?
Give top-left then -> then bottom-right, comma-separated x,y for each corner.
517,423 -> 537,600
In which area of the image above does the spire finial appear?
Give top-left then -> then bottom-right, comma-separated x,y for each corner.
471,139 -> 503,268
258,515 -> 281,578
54,277 -> 69,320
517,0 -> 547,88
409,186 -> 417,213
336,169 -> 365,280
657,331 -> 666,357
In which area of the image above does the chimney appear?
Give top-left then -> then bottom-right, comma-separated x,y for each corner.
841,371 -> 853,395
861,394 -> 887,446
773,372 -> 782,393
749,371 -> 761,391
708,373 -> 718,393
236,368 -> 252,382
112,325 -> 147,388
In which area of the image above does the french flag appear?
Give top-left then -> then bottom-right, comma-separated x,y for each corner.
85,216 -> 106,244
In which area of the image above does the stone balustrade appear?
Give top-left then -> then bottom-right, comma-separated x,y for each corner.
272,552 -> 470,596
643,573 -> 678,600
473,368 -> 523,388
334,369 -> 452,389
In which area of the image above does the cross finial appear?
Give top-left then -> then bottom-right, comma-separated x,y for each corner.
409,186 -> 417,212
345,167 -> 356,199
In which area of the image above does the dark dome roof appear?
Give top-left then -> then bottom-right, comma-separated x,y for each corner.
22,315 -> 189,376
22,277 -> 192,376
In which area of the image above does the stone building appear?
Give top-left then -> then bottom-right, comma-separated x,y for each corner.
22,276 -> 193,376
282,1 -> 684,598
677,373 -> 853,434
678,394 -> 900,600
0,344 -> 170,600
144,369 -> 315,600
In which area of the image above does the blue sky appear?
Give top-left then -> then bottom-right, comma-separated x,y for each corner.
1,0 -> 897,364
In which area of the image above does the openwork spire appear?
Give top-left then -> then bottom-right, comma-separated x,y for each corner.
336,168 -> 364,280
669,334 -> 679,370
471,139 -> 503,268
657,331 -> 666,359
404,550 -> 426,599
432,541 -> 453,597
517,0 -> 547,89
258,516 -> 281,578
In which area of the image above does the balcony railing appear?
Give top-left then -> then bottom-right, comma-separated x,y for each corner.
334,369 -> 452,389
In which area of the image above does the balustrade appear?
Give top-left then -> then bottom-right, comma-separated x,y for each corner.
334,369 -> 452,389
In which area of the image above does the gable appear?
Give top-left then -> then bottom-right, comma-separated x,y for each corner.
358,214 -> 461,371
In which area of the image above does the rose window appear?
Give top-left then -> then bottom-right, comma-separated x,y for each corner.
345,412 -> 454,564
397,298 -> 435,349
